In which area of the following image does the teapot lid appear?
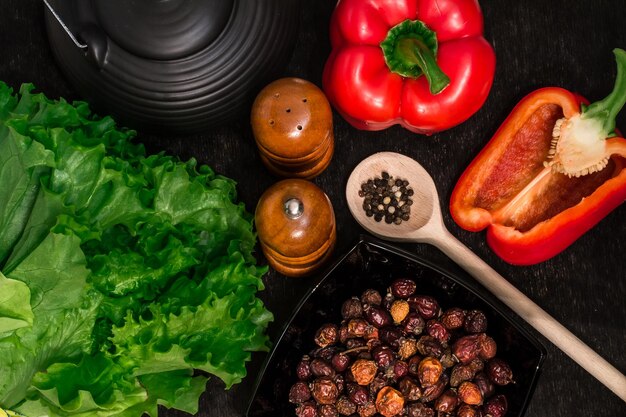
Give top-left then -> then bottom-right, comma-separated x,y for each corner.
93,0 -> 233,60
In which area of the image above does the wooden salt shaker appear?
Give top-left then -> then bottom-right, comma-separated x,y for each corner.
255,179 -> 336,277
251,78 -> 334,179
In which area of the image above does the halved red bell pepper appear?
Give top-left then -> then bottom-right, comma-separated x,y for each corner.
322,0 -> 495,134
450,49 -> 626,265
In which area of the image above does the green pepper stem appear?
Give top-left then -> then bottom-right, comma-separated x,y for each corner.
397,38 -> 450,94
581,48 -> 626,136
380,19 -> 450,95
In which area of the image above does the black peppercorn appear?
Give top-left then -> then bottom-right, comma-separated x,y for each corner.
358,172 -> 414,225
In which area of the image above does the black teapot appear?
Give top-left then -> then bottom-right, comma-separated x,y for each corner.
44,0 -> 300,134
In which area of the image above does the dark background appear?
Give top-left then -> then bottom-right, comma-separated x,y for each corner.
2,0 -> 625,416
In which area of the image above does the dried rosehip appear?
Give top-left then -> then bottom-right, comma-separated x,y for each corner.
311,358 -> 335,377
289,381 -> 312,404
297,356 -> 313,381
361,289 -> 382,306
398,377 -> 422,401
318,404 -> 339,417
332,353 -> 351,372
351,359 -> 378,386
416,335 -> 444,357
482,394 -> 507,417
364,305 -> 392,328
313,346 -> 339,362
457,404 -> 480,417
478,335 -> 497,360
486,358 -> 514,385
342,297 -> 363,319
311,377 -> 339,405
474,372 -> 495,399
375,386 -> 405,417
336,396 -> 357,416
453,334 -> 481,364
418,357 -> 443,387
458,381 -> 483,405
390,278 -> 417,299
339,325 -> 349,344
420,373 -> 448,402
347,319 -> 370,338
402,312 -> 426,335
468,357 -> 485,373
390,300 -> 410,323
450,363 -> 477,387
407,355 -> 422,377
407,295 -> 440,319
397,338 -> 418,360
439,348 -> 456,369
441,307 -> 466,330
372,346 -> 395,368
464,310 -> 488,333
393,360 -> 409,379
382,292 -> 395,310
368,376 -> 388,396
315,324 -> 339,348
434,389 -> 459,413
406,402 -> 435,417
379,326 -> 403,348
334,376 -> 345,395
364,325 -> 379,340
357,402 -> 377,417
345,338 -> 366,350
347,383 -> 369,405
426,320 -> 451,343
296,401 -> 317,417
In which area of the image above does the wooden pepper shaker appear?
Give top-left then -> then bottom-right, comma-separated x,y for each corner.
251,78 -> 334,179
255,179 -> 336,277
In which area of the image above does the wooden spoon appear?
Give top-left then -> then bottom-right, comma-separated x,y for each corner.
346,151 -> 626,402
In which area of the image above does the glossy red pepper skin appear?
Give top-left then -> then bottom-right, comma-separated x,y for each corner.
322,0 -> 495,134
450,87 -> 626,265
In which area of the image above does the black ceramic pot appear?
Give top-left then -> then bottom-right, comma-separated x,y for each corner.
44,0 -> 300,134
247,236 -> 546,416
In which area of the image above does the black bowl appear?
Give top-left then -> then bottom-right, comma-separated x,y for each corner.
246,236 -> 545,417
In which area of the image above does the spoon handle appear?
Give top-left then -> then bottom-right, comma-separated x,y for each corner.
431,229 -> 626,402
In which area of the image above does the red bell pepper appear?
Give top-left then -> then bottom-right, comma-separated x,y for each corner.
450,49 -> 626,265
322,0 -> 495,134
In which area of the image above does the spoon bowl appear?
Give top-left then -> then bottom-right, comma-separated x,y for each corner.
346,152 -> 436,237
346,151 -> 626,402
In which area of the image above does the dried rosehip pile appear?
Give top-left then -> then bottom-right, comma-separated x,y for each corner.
288,278 -> 514,417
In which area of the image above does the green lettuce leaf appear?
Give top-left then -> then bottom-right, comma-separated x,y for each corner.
0,82 -> 272,417
0,272 -> 33,334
